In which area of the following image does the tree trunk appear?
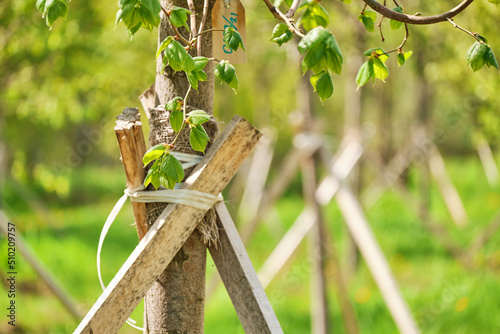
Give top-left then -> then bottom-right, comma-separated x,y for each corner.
144,1 -> 217,332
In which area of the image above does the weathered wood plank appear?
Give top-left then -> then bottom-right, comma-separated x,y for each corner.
115,108 -> 148,239
210,202 -> 283,334
74,116 -> 261,334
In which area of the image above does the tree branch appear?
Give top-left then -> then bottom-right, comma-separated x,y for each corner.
362,0 -> 475,25
197,0 -> 209,56
187,0 -> 197,41
285,0 -> 302,18
261,0 -> 305,38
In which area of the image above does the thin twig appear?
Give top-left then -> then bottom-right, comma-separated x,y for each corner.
377,16 -> 385,42
285,0 -> 302,18
197,0 -> 209,56
171,85 -> 193,147
161,5 -> 192,47
194,28 -> 226,38
446,18 -> 483,43
187,0 -> 196,41
182,85 -> 192,121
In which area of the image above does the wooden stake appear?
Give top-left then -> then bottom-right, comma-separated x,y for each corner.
74,116 -> 261,333
428,145 -> 468,228
257,140 -> 363,288
114,108 -> 148,239
210,202 -> 283,334
333,182 -> 420,334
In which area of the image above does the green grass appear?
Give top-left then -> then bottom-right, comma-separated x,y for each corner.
1,156 -> 499,333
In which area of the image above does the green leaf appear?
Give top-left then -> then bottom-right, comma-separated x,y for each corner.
144,156 -> 162,189
215,61 -> 239,92
271,23 -> 293,46
298,26 -> 330,54
187,110 -> 210,126
310,70 -> 334,101
324,34 -> 343,75
301,32 -> 343,75
302,43 -> 326,74
160,154 -> 184,189
187,70 -> 208,91
37,0 -> 70,27
298,2 -> 330,31
488,0 -> 500,5
193,57 -> 209,71
358,11 -> 376,32
143,144 -> 168,166
397,50 -> 412,66
121,7 -> 142,30
36,0 -> 47,12
144,166 -> 155,187
390,7 -> 404,30
156,36 -> 173,59
224,27 -> 246,52
165,40 -> 195,72
116,0 -> 139,25
372,58 -> 389,82
140,0 -> 161,26
356,60 -> 375,88
466,41 -> 489,72
169,6 -> 192,32
165,96 -> 183,111
484,47 -> 499,70
127,21 -> 142,38
189,124 -> 210,152
170,110 -> 183,133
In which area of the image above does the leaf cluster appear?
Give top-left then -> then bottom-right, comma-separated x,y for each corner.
142,107 -> 211,189
36,0 -> 69,27
297,0 -> 330,31
143,144 -> 184,190
466,39 -> 499,72
115,0 -> 161,37
298,27 -> 343,101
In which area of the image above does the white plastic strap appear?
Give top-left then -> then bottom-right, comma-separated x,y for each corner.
125,185 -> 223,211
171,151 -> 203,169
96,153 -> 220,331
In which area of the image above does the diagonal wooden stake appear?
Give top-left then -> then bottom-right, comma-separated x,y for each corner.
74,116 -> 262,334
210,202 -> 283,334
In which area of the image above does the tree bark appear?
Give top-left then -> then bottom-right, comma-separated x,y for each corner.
144,1 -> 217,332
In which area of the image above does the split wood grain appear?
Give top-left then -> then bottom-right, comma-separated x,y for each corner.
115,108 -> 148,239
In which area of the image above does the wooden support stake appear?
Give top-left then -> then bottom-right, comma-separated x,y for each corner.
428,146 -> 468,228
258,140 -> 362,287
210,202 -> 283,334
238,129 -> 275,221
114,108 -> 148,239
0,210 -> 82,320
476,137 -> 499,187
301,155 -> 329,334
74,116 -> 261,334
333,182 -> 420,334
468,209 -> 500,257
